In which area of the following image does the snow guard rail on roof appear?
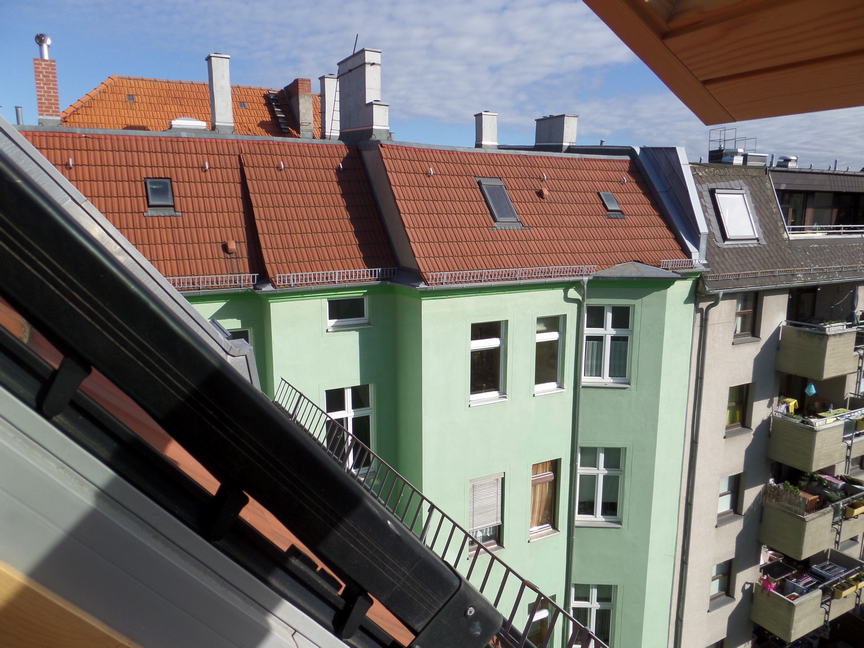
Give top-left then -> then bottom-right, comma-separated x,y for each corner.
275,378 -> 609,648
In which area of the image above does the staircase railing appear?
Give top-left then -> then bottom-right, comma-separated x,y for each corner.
274,378 -> 608,648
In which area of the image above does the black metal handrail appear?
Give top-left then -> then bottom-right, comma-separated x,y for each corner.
274,378 -> 608,648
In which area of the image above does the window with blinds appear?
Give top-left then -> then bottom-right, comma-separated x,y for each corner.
469,473 -> 504,548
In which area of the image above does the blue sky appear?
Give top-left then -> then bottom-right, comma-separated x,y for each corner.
2,0 -> 862,170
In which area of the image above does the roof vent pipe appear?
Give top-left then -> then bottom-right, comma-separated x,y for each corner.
319,74 -> 340,139
474,111 -> 498,149
336,48 -> 390,143
206,53 -> 234,134
35,33 -> 51,59
534,114 -> 578,152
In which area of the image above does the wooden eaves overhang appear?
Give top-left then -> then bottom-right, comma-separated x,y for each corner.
584,0 -> 864,124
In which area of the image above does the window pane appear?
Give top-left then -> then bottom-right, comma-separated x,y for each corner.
595,608 -> 612,643
352,415 -> 371,446
727,385 -> 747,427
604,447 -> 621,470
471,347 -> 500,394
580,447 -> 598,468
716,191 -> 756,239
325,388 -> 345,413
596,585 -> 614,603
351,385 -> 370,409
145,178 -> 173,206
472,525 -> 500,546
537,316 -> 560,334
609,336 -> 628,377
329,298 -> 365,321
535,339 -> 559,385
584,336 -> 603,377
586,306 -> 604,329
610,306 -> 630,329
572,584 -> 590,602
531,476 -> 555,529
578,475 -> 597,515
481,182 -> 520,224
601,476 -> 619,517
573,608 -> 589,627
472,321 -> 501,341
718,492 -> 733,514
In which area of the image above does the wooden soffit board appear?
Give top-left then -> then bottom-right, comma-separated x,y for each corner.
0,562 -> 139,648
584,0 -> 864,124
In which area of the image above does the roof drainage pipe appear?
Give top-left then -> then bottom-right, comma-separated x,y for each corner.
564,276 -> 590,618
673,290 -> 722,648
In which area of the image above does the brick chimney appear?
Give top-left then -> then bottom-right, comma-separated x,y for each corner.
336,48 -> 390,143
279,78 -> 314,139
206,53 -> 234,134
33,34 -> 60,126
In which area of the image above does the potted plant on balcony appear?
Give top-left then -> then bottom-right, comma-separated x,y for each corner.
845,498 -> 864,519
833,579 -> 856,598
852,573 -> 864,591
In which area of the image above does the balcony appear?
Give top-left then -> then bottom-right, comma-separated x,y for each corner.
775,321 -> 859,381
751,550 -> 864,643
761,478 -> 864,560
769,413 -> 848,472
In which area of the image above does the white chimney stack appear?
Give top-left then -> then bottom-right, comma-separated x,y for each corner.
336,48 -> 390,142
206,53 -> 234,134
534,114 -> 578,152
474,111 -> 498,149
319,74 -> 340,140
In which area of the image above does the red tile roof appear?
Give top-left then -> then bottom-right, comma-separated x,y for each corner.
377,144 -> 688,282
22,131 -> 394,289
62,76 -> 321,138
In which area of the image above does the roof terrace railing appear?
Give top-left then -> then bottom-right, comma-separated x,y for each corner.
275,268 -> 398,287
274,378 -> 608,648
786,224 -> 864,237
427,265 -> 597,286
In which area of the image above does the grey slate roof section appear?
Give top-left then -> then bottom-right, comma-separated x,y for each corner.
593,261 -> 681,280
691,164 -> 864,292
771,168 -> 864,193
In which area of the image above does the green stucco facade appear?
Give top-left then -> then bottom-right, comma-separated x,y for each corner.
187,274 -> 695,647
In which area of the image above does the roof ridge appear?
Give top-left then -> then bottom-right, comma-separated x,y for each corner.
61,75 -> 117,118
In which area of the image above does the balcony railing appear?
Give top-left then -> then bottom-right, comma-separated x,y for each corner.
274,378 -> 608,648
752,549 -> 864,643
761,479 -> 864,560
775,321 -> 859,381
786,224 -> 864,237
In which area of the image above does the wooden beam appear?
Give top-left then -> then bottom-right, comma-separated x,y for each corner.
584,0 -> 735,124
0,562 -> 138,648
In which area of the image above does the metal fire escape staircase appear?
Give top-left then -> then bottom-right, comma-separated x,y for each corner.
0,118 -> 607,648
274,380 -> 607,648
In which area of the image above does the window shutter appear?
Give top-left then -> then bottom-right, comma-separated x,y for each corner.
470,476 -> 502,530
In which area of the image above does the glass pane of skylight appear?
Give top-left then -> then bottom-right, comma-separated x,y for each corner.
478,179 -> 521,224
145,178 -> 174,207
716,191 -> 757,240
599,191 -> 621,212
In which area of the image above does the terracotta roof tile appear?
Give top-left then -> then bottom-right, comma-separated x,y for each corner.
377,144 -> 687,282
23,131 -> 394,289
62,76 -> 321,138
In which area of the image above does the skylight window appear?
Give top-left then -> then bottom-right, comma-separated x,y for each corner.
477,178 -> 523,228
144,178 -> 179,216
599,191 -> 624,218
713,189 -> 757,241
127,94 -> 137,103
238,101 -> 248,109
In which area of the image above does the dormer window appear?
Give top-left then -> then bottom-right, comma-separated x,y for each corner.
599,192 -> 624,218
477,177 -> 523,228
144,178 -> 180,216
713,189 -> 757,241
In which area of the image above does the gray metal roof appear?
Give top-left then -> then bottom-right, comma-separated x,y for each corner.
691,164 -> 864,292
770,168 -> 864,193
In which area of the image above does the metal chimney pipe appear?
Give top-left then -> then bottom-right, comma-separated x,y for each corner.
15,106 -> 24,126
35,34 -> 51,60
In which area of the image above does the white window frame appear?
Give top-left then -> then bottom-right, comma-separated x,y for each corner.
469,473 -> 504,549
325,384 -> 372,473
714,189 -> 758,241
583,305 -> 632,384
575,447 -> 623,523
326,297 -> 368,330
571,584 -> 615,645
535,315 -> 565,393
469,321 -> 506,402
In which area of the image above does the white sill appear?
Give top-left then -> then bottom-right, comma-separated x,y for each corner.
469,395 -> 508,407
708,594 -> 735,613
582,382 -> 630,389
724,426 -> 752,440
716,512 -> 742,529
326,323 -> 371,332
528,528 -> 559,542
533,386 -> 565,396
574,519 -> 622,529
732,335 -> 760,345
467,543 -> 504,558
